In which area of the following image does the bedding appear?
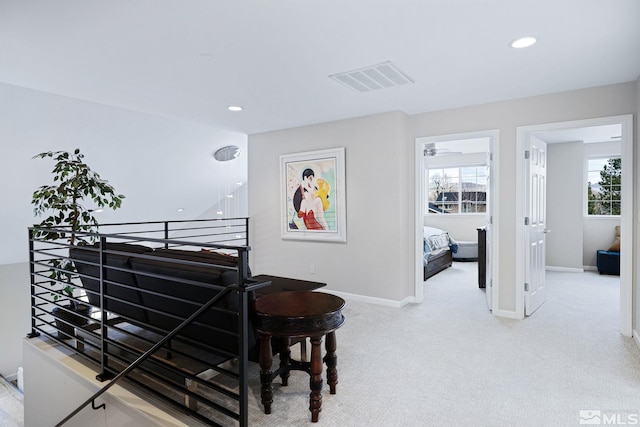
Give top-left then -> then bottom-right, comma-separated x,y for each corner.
423,226 -> 458,262
423,226 -> 458,280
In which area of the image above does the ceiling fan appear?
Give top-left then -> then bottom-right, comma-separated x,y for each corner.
423,143 -> 463,157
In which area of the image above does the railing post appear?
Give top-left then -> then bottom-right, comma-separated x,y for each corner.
238,248 -> 249,283
96,236 -> 113,381
164,221 -> 169,249
27,228 -> 40,338
238,284 -> 249,427
237,245 -> 250,426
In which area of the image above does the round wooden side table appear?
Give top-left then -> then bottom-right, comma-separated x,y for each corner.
254,291 -> 345,423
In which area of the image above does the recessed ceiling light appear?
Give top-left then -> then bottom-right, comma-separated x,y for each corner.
511,36 -> 537,49
177,208 -> 184,212
227,105 -> 243,112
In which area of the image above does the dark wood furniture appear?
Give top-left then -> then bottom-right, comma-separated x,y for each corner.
254,291 -> 345,423
424,249 -> 453,281
251,274 -> 326,296
477,227 -> 486,288
251,275 -> 326,361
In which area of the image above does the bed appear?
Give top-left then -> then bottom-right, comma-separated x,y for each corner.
423,226 -> 458,280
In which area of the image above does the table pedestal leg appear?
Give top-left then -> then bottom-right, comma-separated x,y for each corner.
324,331 -> 338,394
309,335 -> 323,422
259,333 -> 273,414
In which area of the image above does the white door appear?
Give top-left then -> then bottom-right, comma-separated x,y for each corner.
525,136 -> 547,315
484,156 -> 492,310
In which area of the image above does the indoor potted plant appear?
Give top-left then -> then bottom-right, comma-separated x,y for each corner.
32,148 -> 125,338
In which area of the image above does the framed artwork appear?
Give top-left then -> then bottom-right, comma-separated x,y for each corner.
280,147 -> 346,242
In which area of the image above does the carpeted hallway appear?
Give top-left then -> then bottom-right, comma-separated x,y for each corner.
248,262 -> 640,426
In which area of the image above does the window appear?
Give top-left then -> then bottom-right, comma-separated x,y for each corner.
427,165 -> 487,214
587,157 -> 621,216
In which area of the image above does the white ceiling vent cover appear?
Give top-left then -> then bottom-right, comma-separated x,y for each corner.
329,61 -> 414,92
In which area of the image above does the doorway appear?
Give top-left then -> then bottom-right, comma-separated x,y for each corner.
414,130 -> 499,311
515,115 -> 633,336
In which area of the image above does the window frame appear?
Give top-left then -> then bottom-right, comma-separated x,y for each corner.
585,155 -> 621,218
425,163 -> 487,215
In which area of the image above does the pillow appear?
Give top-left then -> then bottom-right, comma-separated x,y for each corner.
423,226 -> 457,253
423,226 -> 445,238
608,225 -> 621,252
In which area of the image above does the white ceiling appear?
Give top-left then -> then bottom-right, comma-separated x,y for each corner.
1,0 -> 639,135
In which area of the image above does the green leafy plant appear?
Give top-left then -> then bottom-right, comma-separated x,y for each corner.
32,148 -> 125,302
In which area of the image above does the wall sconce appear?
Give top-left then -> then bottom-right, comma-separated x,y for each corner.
213,145 -> 241,162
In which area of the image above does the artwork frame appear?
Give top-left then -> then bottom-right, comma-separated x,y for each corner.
280,147 -> 346,242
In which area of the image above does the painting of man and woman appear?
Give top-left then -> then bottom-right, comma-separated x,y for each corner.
281,147 -> 346,242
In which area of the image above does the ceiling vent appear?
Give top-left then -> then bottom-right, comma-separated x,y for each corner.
329,61 -> 414,92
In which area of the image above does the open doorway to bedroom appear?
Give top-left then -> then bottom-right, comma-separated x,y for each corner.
414,130 -> 499,312
515,115 -> 633,336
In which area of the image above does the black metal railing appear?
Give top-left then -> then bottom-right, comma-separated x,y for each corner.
27,218 -> 267,427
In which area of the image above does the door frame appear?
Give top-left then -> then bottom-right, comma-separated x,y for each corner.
515,114 -> 633,336
414,129 -> 500,311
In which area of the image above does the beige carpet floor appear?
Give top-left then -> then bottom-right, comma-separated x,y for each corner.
247,262 -> 640,426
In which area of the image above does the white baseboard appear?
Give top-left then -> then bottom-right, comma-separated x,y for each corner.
321,289 -> 412,308
325,293 -> 541,318
634,330 -> 640,351
583,265 -> 598,271
546,266 -> 585,273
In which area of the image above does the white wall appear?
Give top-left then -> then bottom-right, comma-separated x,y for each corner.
423,215 -> 486,242
0,82 -> 248,265
196,183 -> 248,220
0,263 -> 30,378
248,112 -> 414,303
546,141 -> 584,270
24,339 -> 200,427
583,219 -> 621,266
